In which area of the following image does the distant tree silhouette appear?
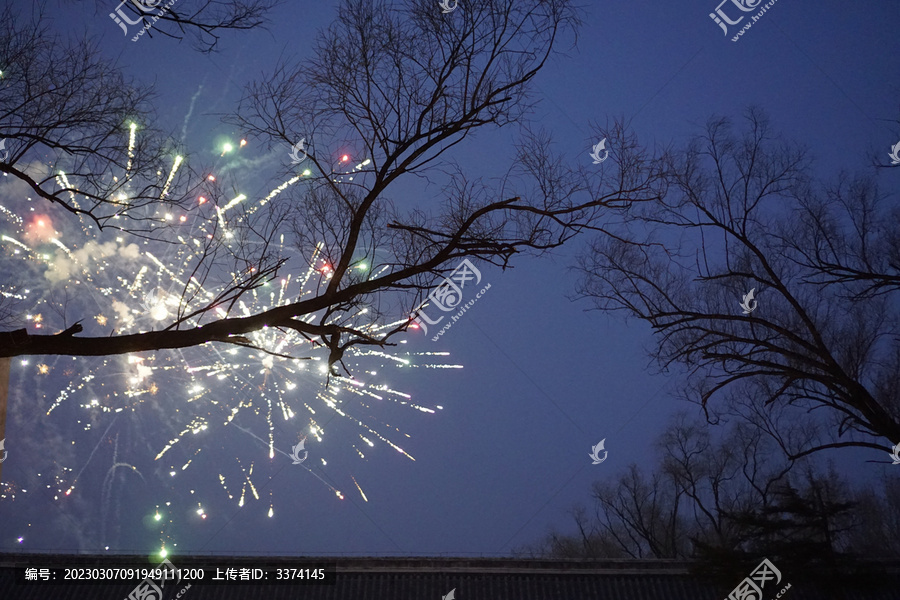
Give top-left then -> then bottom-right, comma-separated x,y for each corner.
520,412 -> 898,565
694,466 -> 858,573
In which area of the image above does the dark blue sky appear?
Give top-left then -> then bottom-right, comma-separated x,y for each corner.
1,0 -> 899,558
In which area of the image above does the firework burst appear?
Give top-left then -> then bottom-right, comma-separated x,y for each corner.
0,125 -> 461,552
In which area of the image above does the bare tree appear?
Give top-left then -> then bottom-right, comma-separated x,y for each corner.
87,0 -> 280,52
1,0 -> 668,370
580,415 -> 799,559
576,107 -> 900,456
845,474 -> 900,557
0,0 -> 286,229
521,412 -> 870,564
0,6 -> 195,230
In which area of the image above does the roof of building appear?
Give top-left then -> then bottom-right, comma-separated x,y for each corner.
2,553 -> 899,600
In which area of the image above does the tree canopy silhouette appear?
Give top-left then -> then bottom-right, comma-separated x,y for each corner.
577,107 -> 900,455
1,0 -> 668,373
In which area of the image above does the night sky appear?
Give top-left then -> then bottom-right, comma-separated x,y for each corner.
1,0 -> 898,559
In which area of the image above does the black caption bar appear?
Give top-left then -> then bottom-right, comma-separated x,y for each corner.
11,564 -> 337,586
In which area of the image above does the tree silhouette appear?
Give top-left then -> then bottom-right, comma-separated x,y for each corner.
576,107 -> 900,455
521,412 -> 896,567
1,0 -> 668,369
90,0 -> 280,52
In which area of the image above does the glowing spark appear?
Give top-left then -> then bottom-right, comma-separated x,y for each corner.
55,171 -> 79,208
221,194 -> 247,212
216,194 -> 247,234
160,156 -> 183,199
1,235 -> 28,250
126,122 -> 137,172
350,475 -> 368,502
251,176 -> 301,215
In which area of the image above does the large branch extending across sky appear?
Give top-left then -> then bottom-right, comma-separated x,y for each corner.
91,0 -> 281,52
0,190 -> 643,358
